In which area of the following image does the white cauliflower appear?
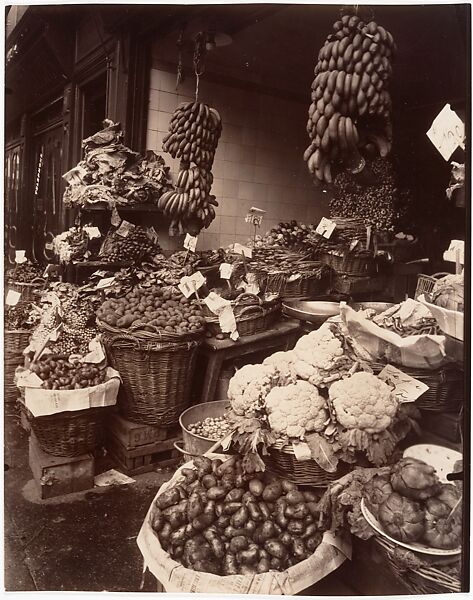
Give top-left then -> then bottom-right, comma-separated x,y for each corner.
262,351 -> 298,384
329,371 -> 398,433
227,363 -> 281,416
293,323 -> 355,387
265,380 -> 329,439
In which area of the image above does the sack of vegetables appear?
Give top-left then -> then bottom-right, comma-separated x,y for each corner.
97,284 -> 206,426
16,355 -> 119,457
137,453 -> 350,594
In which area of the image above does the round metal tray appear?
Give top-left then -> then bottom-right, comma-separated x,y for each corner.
351,301 -> 394,313
282,300 -> 341,324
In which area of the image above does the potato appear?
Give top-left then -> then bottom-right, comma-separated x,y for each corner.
170,525 -> 187,546
287,519 -> 305,535
247,502 -> 263,522
231,506 -> 249,528
193,559 -> 220,575
222,501 -> 242,515
204,500 -> 216,518
304,513 -> 314,525
225,488 -> 244,503
202,474 -> 218,489
193,456 -> 213,476
244,519 -> 257,535
306,501 -> 319,516
158,522 -> 172,546
229,535 -> 249,553
285,502 -> 308,520
262,481 -> 283,502
264,539 -> 287,560
210,536 -> 225,559
279,531 -> 292,546
175,485 -> 188,500
302,523 -> 319,539
292,538 -> 307,559
207,486 -> 227,500
171,544 -> 184,559
256,557 -> 270,574
220,476 -> 235,492
151,509 -> 164,532
269,557 -> 283,570
216,515 -> 231,529
281,479 -> 298,493
237,547 -> 259,565
223,526 -> 246,539
285,490 -> 305,505
187,495 -> 204,520
258,502 -> 271,520
259,548 -> 270,560
275,510 -> 289,530
211,459 -> 223,475
216,455 -> 239,476
191,513 -> 214,531
303,490 -> 318,502
242,491 -> 256,505
249,479 -> 264,497
234,473 -> 245,488
223,553 -> 239,575
260,520 -> 277,540
306,534 -> 322,552
155,488 -> 180,510
181,468 -> 197,484
239,565 -> 258,575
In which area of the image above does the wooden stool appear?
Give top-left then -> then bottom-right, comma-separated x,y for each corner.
198,319 -> 302,404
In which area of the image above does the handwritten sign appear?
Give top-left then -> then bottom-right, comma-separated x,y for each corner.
146,227 -> 159,245
315,217 -> 336,239
219,263 -> 234,280
116,220 -> 135,238
233,243 -> 252,258
378,364 -> 429,403
443,240 -> 464,266
6,289 -> 21,306
204,292 -> 231,315
179,271 -> 205,298
245,207 -> 266,227
183,233 -> 198,252
427,104 -> 465,161
96,277 -> 116,290
15,250 -> 27,264
84,226 -> 101,239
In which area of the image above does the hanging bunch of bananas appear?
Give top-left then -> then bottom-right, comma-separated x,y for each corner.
159,101 -> 222,234
304,12 -> 396,184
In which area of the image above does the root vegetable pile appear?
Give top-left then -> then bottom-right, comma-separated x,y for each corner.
305,13 -> 395,184
99,226 -> 161,263
188,417 -> 232,441
151,455 -> 324,575
96,285 -> 206,335
30,354 -> 107,390
6,262 -> 44,283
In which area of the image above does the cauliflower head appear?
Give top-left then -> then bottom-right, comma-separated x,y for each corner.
265,380 -> 328,439
228,363 -> 280,416
262,351 -> 298,385
329,371 -> 398,433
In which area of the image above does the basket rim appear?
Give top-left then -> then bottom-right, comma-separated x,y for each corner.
97,318 -> 204,342
204,303 -> 280,325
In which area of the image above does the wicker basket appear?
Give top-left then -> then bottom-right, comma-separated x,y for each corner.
25,405 -> 110,457
98,320 -> 202,426
414,272 -> 451,300
371,362 -> 463,412
374,536 -> 462,594
5,329 -> 31,404
5,329 -> 30,355
8,278 -> 45,303
263,443 -> 350,487
319,250 -> 376,276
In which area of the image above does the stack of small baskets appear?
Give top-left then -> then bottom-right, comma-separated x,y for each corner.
98,320 -> 203,426
374,536 -> 462,594
203,293 -> 281,338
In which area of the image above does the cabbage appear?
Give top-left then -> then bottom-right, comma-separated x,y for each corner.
431,274 -> 464,312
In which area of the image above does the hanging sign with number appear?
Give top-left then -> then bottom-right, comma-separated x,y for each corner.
427,104 -> 465,161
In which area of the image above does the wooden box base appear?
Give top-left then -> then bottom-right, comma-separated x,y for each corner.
106,433 -> 182,476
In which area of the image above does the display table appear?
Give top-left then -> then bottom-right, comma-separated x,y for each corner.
198,319 -> 302,404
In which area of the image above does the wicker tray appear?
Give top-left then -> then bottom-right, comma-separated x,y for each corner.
98,320 -> 203,426
371,362 -> 463,412
25,404 -> 110,457
374,536 -> 462,594
7,278 -> 45,303
263,443 -> 350,487
319,250 -> 376,276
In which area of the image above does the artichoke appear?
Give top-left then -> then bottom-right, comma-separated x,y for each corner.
390,457 -> 440,501
364,475 -> 393,517
424,496 -> 462,549
378,492 -> 425,543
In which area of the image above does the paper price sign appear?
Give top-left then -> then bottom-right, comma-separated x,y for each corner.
96,276 -> 116,290
91,270 -> 108,278
219,263 -> 234,280
111,208 -> 121,227
378,364 -> 429,403
6,289 -> 21,306
184,233 -> 198,252
427,104 -> 465,161
179,272 -> 205,298
116,220 -> 135,238
84,226 -> 101,239
443,239 -> 464,265
146,227 -> 159,245
204,292 -> 231,315
15,250 -> 27,264
316,217 -> 336,239
233,243 -> 252,258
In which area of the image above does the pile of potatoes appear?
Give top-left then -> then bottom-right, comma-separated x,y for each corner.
151,455 -> 323,576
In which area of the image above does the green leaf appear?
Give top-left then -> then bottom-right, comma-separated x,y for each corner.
306,432 -> 339,473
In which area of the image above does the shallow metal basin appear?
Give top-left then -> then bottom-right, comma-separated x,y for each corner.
351,301 -> 394,314
282,300 -> 341,324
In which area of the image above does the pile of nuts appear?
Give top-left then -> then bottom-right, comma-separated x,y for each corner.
188,416 -> 232,440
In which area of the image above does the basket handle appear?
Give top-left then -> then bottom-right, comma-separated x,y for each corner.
236,305 -> 265,318
233,293 -> 263,307
432,272 -> 452,279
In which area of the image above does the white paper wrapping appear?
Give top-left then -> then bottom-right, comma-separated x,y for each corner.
340,304 -> 447,369
418,294 -> 464,342
137,454 -> 351,595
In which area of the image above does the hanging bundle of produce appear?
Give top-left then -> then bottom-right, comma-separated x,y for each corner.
330,157 -> 412,231
63,120 -> 173,208
305,12 -> 395,184
159,101 -> 222,234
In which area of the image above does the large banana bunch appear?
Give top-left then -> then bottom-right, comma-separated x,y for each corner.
161,101 -> 222,233
305,13 -> 395,184
162,101 -> 222,169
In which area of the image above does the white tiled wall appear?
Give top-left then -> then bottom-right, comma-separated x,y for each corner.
146,62 -> 330,250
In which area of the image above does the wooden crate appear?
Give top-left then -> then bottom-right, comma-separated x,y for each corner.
106,432 -> 182,476
29,433 -> 95,499
105,413 -> 180,450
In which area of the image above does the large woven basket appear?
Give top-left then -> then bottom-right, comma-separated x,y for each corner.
263,442 -> 350,487
8,278 -> 45,303
5,329 -> 30,355
319,250 -> 376,276
374,536 -> 462,594
25,405 -> 110,457
371,362 -> 463,412
4,329 -> 31,404
98,320 -> 202,426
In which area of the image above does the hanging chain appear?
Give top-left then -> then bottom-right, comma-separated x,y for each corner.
176,27 -> 185,90
193,32 -> 207,102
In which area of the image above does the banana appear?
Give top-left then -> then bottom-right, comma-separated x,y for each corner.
338,116 -> 347,150
308,151 -> 317,174
343,73 -> 352,98
361,72 -> 371,91
324,102 -> 335,119
314,87 -> 323,101
335,70 -> 346,95
316,114 -> 329,137
345,117 -> 356,147
352,33 -> 362,50
323,88 -> 332,104
354,62 -> 363,75
321,127 -> 331,151
312,110 -> 322,125
328,56 -> 337,70
386,31 -> 394,49
309,102 -> 317,118
336,56 -> 344,70
365,62 -> 374,75
316,98 -> 325,114
331,91 -> 341,109
157,190 -> 172,210
352,48 -> 362,63
343,43 -> 354,67
375,78 -> 383,92
304,144 -> 316,162
370,91 -> 380,108
366,83 -> 376,100
358,100 -> 368,116
351,72 -> 361,96
348,96 -> 357,114
362,37 -> 372,52
356,88 -> 366,107
331,40 -> 340,58
328,113 -> 340,141
361,51 -> 372,66
348,15 -> 359,29
314,152 -> 327,182
338,36 -> 350,57
367,21 -> 377,35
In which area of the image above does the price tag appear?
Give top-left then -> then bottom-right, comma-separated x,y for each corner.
146,227 -> 159,245
219,263 -> 234,280
43,264 -> 56,278
233,243 -> 252,258
6,290 -> 21,306
15,250 -> 27,264
204,292 -> 231,315
427,104 -> 465,161
292,442 -> 312,461
49,324 -> 63,342
96,276 -> 116,290
443,240 -> 464,265
378,364 -> 429,403
287,273 -> 302,282
315,217 -> 336,239
83,339 -> 106,364
219,304 -> 239,340
111,207 -> 121,227
179,272 -> 205,298
245,207 -> 266,227
183,233 -> 198,252
84,226 -> 101,239
91,270 -> 108,278
116,220 -> 135,238
349,239 -> 360,252
18,371 -> 44,388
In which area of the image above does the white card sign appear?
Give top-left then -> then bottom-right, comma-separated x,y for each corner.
378,364 -> 429,403
184,233 -> 198,252
15,250 -> 27,264
116,220 -> 135,238
6,290 -> 22,306
179,272 -> 205,298
96,276 -> 116,290
219,263 -> 234,280
443,240 -> 464,265
233,243 -> 252,258
427,104 -> 465,161
315,217 -> 336,239
84,226 -> 101,239
204,292 -> 231,315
